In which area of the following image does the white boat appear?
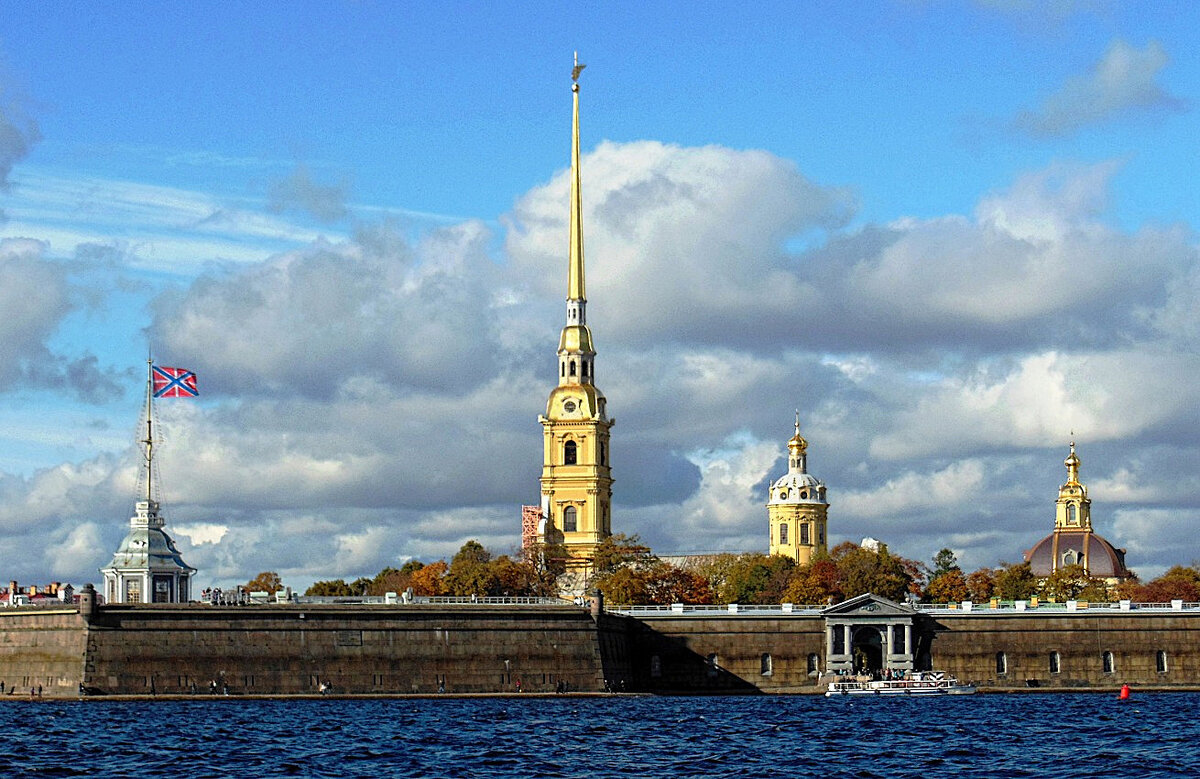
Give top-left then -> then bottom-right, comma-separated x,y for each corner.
825,670 -> 977,697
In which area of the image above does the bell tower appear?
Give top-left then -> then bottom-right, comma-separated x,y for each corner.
767,413 -> 829,564
536,54 -> 614,568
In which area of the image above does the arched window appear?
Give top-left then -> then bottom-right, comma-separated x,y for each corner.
582,361 -> 588,377
760,653 -> 773,676
800,523 -> 810,545
1157,650 -> 1169,674
564,440 -> 577,465
779,523 -> 788,545
561,362 -> 565,377
569,361 -> 577,376
600,443 -> 606,466
1067,504 -> 1077,524
1102,651 -> 1115,674
1049,651 -> 1061,674
563,506 -> 577,532
996,651 -> 1007,675
807,653 -> 820,674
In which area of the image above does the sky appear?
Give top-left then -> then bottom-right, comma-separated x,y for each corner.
0,1 -> 1198,591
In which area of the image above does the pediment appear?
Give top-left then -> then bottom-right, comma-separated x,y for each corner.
821,592 -> 915,617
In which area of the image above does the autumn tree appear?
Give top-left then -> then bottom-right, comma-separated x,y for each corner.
966,567 -> 996,602
781,557 -> 842,605
246,571 -> 283,594
409,560 -> 449,596
832,542 -> 913,602
1124,566 -> 1200,602
925,569 -> 969,603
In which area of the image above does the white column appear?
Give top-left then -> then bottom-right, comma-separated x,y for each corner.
886,624 -> 895,664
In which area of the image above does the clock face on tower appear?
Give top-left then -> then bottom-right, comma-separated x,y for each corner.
563,399 -> 577,413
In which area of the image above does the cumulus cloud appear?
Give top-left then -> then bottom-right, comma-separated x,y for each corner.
268,165 -> 349,223
1013,40 -> 1185,137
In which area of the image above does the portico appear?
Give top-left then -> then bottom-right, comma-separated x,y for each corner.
823,593 -> 920,674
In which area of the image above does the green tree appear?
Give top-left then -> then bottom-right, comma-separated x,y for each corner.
305,579 -> 354,597
930,548 -> 960,579
246,571 -> 283,594
1039,563 -> 1099,601
445,540 -> 499,596
992,561 -> 1037,601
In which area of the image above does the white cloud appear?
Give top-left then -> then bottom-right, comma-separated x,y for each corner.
839,460 -> 988,519
1013,40 -> 1184,137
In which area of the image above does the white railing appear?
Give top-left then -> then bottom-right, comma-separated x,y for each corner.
609,600 -> 1200,616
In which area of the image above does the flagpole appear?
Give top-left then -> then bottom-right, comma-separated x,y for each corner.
144,358 -> 154,504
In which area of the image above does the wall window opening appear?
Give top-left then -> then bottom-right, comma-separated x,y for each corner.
1157,650 -> 1169,674
563,440 -> 577,465
563,506 -> 577,533
1102,651 -> 1114,674
1049,651 -> 1061,674
996,652 -> 1007,675
779,523 -> 788,545
760,653 -> 773,676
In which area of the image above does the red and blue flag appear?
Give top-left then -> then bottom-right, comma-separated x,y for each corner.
152,366 -> 198,398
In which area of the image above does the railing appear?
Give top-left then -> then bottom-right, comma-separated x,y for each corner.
609,600 -> 1200,616
277,595 -> 564,606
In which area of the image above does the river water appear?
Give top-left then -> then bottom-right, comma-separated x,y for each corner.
0,693 -> 1189,777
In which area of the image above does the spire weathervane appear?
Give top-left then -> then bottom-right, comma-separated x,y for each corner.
572,51 -> 586,85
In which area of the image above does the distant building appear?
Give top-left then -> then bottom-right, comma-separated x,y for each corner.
534,58 -> 614,570
767,415 -> 829,564
1024,441 -> 1131,583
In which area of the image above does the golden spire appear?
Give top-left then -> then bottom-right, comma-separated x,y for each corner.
1064,438 -> 1080,485
568,51 -> 586,302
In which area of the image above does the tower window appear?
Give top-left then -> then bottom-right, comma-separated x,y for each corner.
582,361 -> 588,377
1067,504 -> 1077,524
779,523 -> 788,545
563,506 -> 577,532
561,363 -> 565,377
569,361 -> 577,376
564,440 -> 577,465
800,523 -> 810,545
600,443 -> 606,466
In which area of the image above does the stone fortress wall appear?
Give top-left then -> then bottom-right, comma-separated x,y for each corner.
2,598 -> 1199,697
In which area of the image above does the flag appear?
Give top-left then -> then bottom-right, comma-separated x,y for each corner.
152,366 -> 198,398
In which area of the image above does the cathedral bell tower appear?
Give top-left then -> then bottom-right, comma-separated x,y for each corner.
767,414 -> 829,564
535,54 -> 614,568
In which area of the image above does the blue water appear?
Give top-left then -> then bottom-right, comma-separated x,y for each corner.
0,694 -> 1190,778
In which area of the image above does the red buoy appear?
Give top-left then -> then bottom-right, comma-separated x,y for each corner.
1119,683 -> 1130,700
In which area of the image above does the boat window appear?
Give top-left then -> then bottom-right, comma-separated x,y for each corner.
562,506 -> 577,533
1157,650 -> 1169,674
760,653 -> 773,676
996,651 -> 1007,675
1102,651 -> 1115,674
1049,651 -> 1061,674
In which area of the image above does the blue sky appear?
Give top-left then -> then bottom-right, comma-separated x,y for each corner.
1,1 -> 1198,591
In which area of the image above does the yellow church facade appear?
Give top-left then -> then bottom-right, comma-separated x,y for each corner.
534,58 -> 614,568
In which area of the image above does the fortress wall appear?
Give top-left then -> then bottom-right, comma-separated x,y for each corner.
82,603 -> 610,695
927,612 -> 1200,689
628,614 -> 827,693
626,611 -> 1200,692
0,609 -> 87,697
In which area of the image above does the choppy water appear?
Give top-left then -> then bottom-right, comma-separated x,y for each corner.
0,693 -> 1191,778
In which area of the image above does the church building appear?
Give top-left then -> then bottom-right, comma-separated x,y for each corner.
1024,441 -> 1131,583
767,415 -> 829,564
533,57 -> 614,568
